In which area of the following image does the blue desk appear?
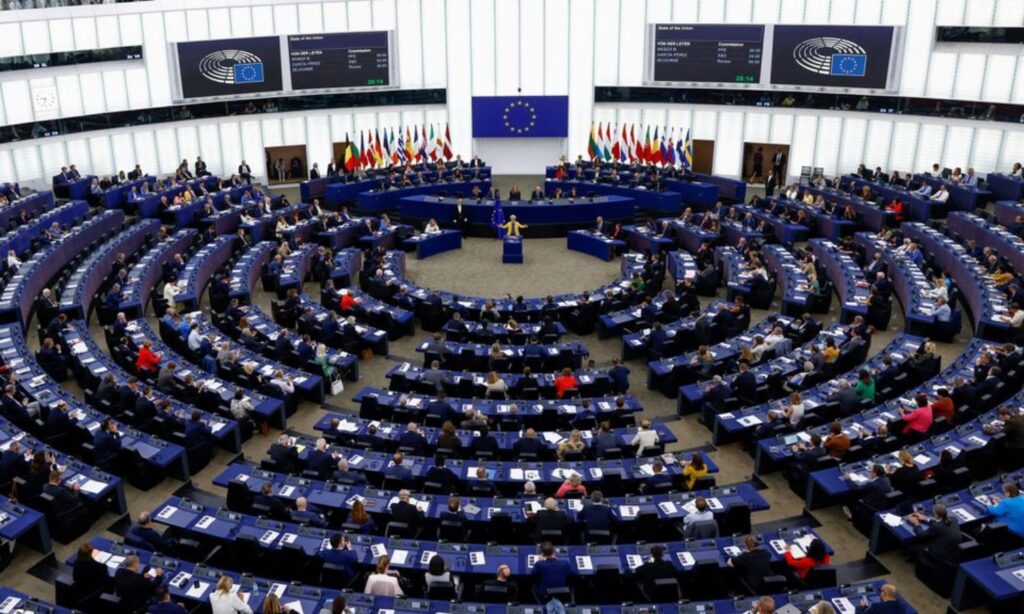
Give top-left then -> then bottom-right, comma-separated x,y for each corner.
801,185 -> 890,231
987,172 -> 1024,202
840,175 -> 934,221
353,385 -> 643,424
186,311 -> 324,403
119,229 -> 196,319
0,191 -> 53,231
995,199 -> 1024,228
544,179 -> 681,213
948,211 -> 1024,288
0,493 -> 49,553
853,233 -> 937,333
402,229 -> 462,259
731,205 -> 807,245
0,205 -> 113,326
227,241 -> 275,303
63,320 -> 243,454
315,218 -> 365,250
300,291 -> 391,355
399,194 -> 636,227
319,167 -> 493,207
620,301 -> 729,362
718,334 -> 929,448
648,315 -> 792,399
0,323 -> 186,484
322,284 -> 414,341
660,219 -> 719,254
762,245 -> 811,317
358,180 -> 492,212
808,238 -> 869,323
0,589 -> 76,614
912,173 -> 991,212
622,225 -> 675,254
122,318 -> 288,430
97,175 -> 156,210
692,173 -> 745,202
59,219 -> 160,320
662,178 -> 719,207
502,236 -> 523,263
414,338 -> 588,372
387,363 -> 617,401
902,222 -> 1012,341
567,230 -> 624,261
952,546 -> 1024,610
1,200 -> 90,268
174,235 -> 236,311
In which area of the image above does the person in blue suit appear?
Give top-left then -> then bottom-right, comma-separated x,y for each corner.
128,511 -> 175,552
578,490 -> 616,534
148,586 -> 188,614
856,583 -> 905,614
320,533 -> 359,582
93,418 -> 123,468
608,357 -> 631,393
384,451 -> 414,486
306,438 -> 336,478
291,496 -> 327,527
183,411 -> 211,449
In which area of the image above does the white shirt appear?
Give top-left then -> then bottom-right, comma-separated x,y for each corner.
271,376 -> 295,395
187,328 -> 203,352
209,591 -> 253,614
630,429 -> 660,457
931,190 -> 949,203
763,333 -> 786,352
683,509 -> 714,528
1010,310 -> 1024,328
7,254 -> 21,268
365,572 -> 403,596
163,282 -> 179,305
786,402 -> 805,427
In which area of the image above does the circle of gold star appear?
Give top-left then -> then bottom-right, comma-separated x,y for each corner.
502,99 -> 537,134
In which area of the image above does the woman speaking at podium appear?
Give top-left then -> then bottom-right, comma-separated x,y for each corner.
500,214 -> 529,237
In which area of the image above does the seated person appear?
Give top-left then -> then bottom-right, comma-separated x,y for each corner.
783,537 -> 830,579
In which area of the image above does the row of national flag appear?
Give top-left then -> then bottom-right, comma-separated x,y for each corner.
587,123 -> 693,170
341,123 -> 455,172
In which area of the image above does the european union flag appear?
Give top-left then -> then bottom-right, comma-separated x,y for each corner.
491,198 -> 506,239
234,62 -> 265,83
472,96 -> 569,138
830,54 -> 867,77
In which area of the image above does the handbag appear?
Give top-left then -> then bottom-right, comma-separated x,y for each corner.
330,378 -> 345,396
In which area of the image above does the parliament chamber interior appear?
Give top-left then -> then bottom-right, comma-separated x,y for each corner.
2,1 -> 1024,613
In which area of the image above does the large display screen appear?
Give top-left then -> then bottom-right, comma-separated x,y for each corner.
175,36 -> 283,99
287,31 -> 392,90
650,24 -> 765,83
770,25 -> 896,89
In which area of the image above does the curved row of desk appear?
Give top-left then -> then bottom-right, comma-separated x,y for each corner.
853,233 -> 941,334
808,238 -> 869,323
676,321 -> 853,416
901,222 -> 1011,340
353,386 -> 642,426
714,334 -> 928,446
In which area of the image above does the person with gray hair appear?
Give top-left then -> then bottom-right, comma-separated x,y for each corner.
113,553 -> 164,613
268,433 -> 299,473
389,487 -> 423,531
128,510 -> 175,552
421,360 -> 446,391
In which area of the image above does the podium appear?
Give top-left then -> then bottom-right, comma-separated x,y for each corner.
502,236 -> 523,263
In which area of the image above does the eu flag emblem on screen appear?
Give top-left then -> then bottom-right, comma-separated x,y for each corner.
830,54 -> 866,77
233,62 -> 265,84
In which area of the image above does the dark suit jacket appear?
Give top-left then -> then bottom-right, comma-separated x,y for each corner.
268,443 -> 299,473
390,500 -> 423,528
114,567 -> 162,613
915,518 -> 962,563
534,508 -> 568,536
731,548 -> 772,590
578,503 -> 616,532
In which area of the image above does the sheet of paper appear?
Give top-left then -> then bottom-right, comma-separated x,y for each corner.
185,581 -> 210,599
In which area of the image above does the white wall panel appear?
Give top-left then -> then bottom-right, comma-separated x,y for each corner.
119,14 -> 143,46
282,117 -> 306,148
714,111 -> 744,177
970,128 -> 1002,174
132,130 -> 158,176
519,0 -> 543,94
239,120 -> 264,179
196,125 -> 221,176
88,136 -> 113,175
768,114 -> 793,145
469,0 -> 496,95
102,71 -> 128,112
914,123 -> 947,172
184,10 -> 210,41
981,55 -> 1017,102
751,0 -> 781,23
789,115 -> 818,181
868,118 -> 892,169
420,0 -> 447,88
229,7 -> 254,38
56,75 -> 83,119
79,73 -> 105,115
95,16 -> 120,48
348,1 -> 374,30
889,121 -> 918,172
671,0 -> 699,21
21,21 -> 50,55
396,0 -> 424,90
321,3 -> 348,31
544,0 -> 569,94
838,117 -> 867,173
272,4 -> 299,35
854,0 -> 883,23
567,0 -> 595,154
697,0 -> 726,22
953,54 -> 986,101
110,133 -> 135,175
445,0 -> 472,156
2,80 -> 31,125
900,0 -> 937,95
141,12 -> 171,108
125,68 -> 150,110
251,6 -> 274,37
260,118 -> 284,148
155,128 -> 180,174
12,148 -> 40,184
592,0 -> 619,86
724,0 -> 753,23
493,0 -> 519,94
305,115 -> 331,173
804,1 -> 830,23
942,125 -> 974,171
814,116 -> 841,176
218,121 -> 243,178
1000,132 -> 1024,172
38,141 -> 66,179
48,20 -> 74,53
208,8 -> 232,40
617,0 -> 645,85
742,113 -> 770,143
64,139 -> 90,171
647,0 -> 673,23
0,23 -> 22,57
297,4 -> 324,34
176,125 -> 199,168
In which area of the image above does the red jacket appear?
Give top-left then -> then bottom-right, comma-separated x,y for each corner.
136,346 -> 161,373
784,551 -> 831,579
340,294 -> 355,311
554,375 -> 579,398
